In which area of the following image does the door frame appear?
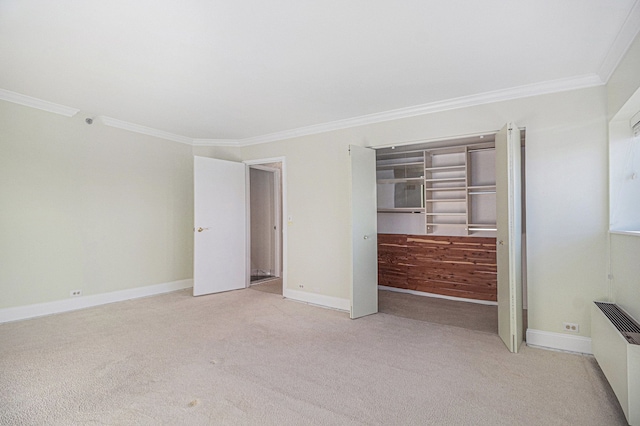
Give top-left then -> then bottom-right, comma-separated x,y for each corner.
371,128 -> 527,349
244,157 -> 287,293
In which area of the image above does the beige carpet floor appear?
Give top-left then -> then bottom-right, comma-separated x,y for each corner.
378,289 -> 498,334
0,288 -> 626,425
249,278 -> 282,295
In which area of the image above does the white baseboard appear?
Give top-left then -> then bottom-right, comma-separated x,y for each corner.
526,329 -> 592,355
0,279 -> 193,324
283,288 -> 350,312
378,285 -> 498,306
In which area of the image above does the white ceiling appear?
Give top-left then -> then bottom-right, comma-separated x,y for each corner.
1,0 -> 639,145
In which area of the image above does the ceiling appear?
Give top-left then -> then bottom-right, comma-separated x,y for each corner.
1,0 -> 639,146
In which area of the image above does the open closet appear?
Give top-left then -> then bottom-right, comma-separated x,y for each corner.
375,130 -> 526,340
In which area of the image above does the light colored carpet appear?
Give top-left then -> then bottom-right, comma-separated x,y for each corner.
0,288 -> 626,425
378,289 -> 498,334
249,278 -> 282,295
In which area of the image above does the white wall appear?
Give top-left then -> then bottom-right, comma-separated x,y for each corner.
0,101 -> 194,309
609,116 -> 640,231
241,86 -> 610,338
608,32 -> 640,121
607,31 -> 640,322
610,233 -> 640,321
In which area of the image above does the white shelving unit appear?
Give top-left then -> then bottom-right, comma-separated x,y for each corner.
376,141 -> 496,236
424,146 -> 468,235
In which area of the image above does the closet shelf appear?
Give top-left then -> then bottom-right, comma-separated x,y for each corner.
425,212 -> 466,216
468,223 -> 497,231
376,161 -> 424,169
377,208 -> 425,213
425,186 -> 466,191
425,198 -> 466,203
377,178 -> 424,184
424,177 -> 466,183
468,191 -> 496,195
468,185 -> 496,190
424,165 -> 466,172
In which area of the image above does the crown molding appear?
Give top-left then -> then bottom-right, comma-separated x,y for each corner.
598,0 -> 640,82
192,138 -> 240,147
0,88 -> 79,117
98,116 -> 194,145
2,73 -> 604,148
236,74 -> 604,146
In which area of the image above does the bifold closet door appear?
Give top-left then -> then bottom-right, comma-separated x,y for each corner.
349,145 -> 378,319
193,156 -> 247,296
496,123 -> 524,353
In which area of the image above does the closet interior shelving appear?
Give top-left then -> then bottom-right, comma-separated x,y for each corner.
376,140 -> 496,237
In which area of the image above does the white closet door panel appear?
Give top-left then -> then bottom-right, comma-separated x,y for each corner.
350,145 -> 378,319
496,123 -> 523,352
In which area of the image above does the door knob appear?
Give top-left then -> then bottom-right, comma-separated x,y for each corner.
197,227 -> 210,233
363,235 -> 369,240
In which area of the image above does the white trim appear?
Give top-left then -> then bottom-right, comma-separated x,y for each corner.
98,116 -> 194,145
610,230 -> 640,237
235,74 -> 603,146
283,288 -> 350,312
192,138 -> 239,147
0,88 -> 79,117
0,279 -> 193,324
4,73 -> 602,147
526,329 -> 593,355
244,157 -> 287,166
631,109 -> 640,135
598,0 -> 640,82
378,285 -> 498,306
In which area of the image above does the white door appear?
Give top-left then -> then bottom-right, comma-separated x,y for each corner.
349,145 -> 378,319
496,123 -> 523,352
193,156 -> 247,296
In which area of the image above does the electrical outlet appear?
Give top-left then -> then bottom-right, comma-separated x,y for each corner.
298,284 -> 304,289
563,322 -> 579,333
70,290 -> 82,297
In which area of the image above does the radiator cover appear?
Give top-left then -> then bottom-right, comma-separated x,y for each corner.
592,302 -> 640,425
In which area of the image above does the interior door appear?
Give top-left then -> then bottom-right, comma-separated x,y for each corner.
349,145 -> 378,319
496,123 -> 523,352
193,156 -> 247,296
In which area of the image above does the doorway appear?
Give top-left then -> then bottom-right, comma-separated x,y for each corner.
247,160 -> 284,295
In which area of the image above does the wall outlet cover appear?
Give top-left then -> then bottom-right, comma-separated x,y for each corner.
563,322 -> 579,333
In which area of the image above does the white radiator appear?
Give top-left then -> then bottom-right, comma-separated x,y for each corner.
592,302 -> 640,425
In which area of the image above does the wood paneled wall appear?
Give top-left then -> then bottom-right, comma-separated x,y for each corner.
378,234 -> 497,302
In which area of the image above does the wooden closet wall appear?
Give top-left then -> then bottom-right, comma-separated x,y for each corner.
378,234 -> 497,301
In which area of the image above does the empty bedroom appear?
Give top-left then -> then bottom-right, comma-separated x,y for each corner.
2,1 -> 640,424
